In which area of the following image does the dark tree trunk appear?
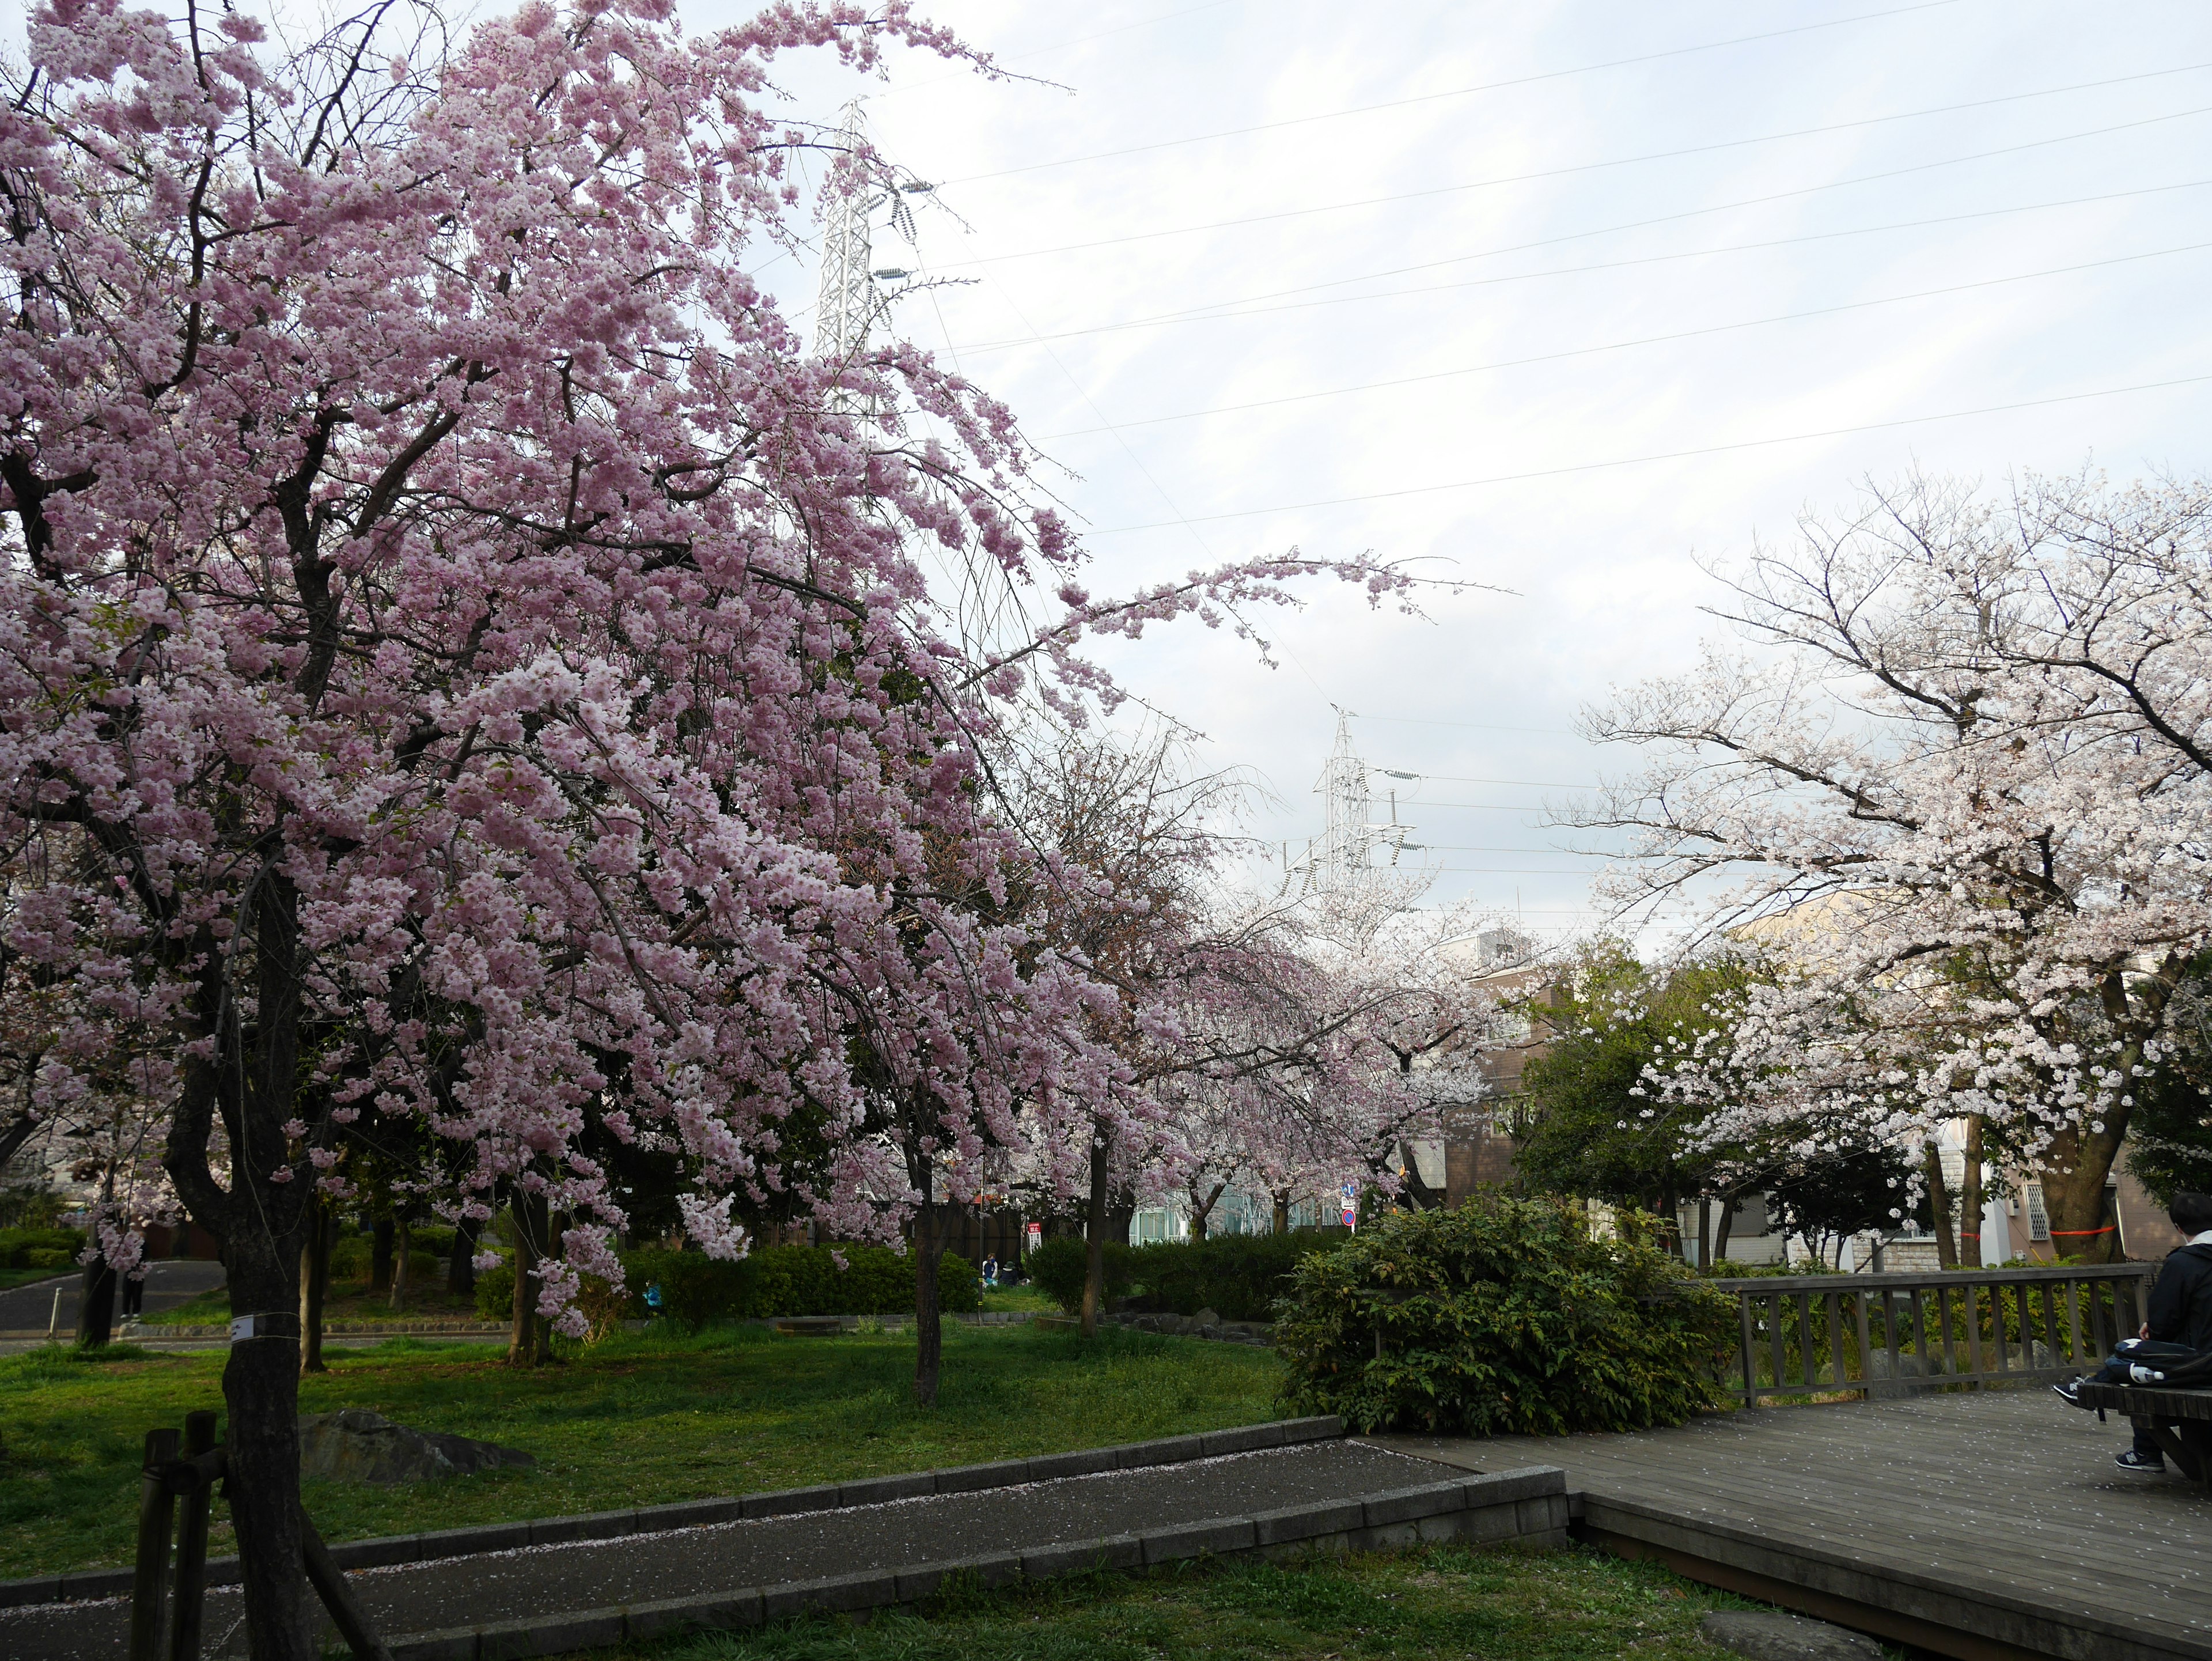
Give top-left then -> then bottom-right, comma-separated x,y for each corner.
1186,1177 -> 1227,1242
1272,1189 -> 1292,1236
1396,1141 -> 1445,1210
389,1217 -> 410,1313
1923,1144 -> 1960,1270
75,1251 -> 115,1348
448,1215 -> 478,1298
369,1216 -> 393,1295
1713,1192 -> 1737,1266
156,857 -> 321,1658
298,1200 -> 329,1375
912,1179 -> 944,1408
1080,1126 -> 1111,1340
222,1235 -> 317,1661
1696,1197 -> 1714,1271
508,1196 -> 548,1367
2040,1126 -> 2126,1264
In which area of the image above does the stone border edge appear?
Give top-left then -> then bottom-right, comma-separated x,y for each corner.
0,1416 -> 1346,1610
385,1466 -> 1570,1661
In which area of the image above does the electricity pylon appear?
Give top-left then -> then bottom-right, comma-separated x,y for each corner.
813,101 -> 877,364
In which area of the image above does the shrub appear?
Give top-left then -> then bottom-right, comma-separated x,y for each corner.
474,1262 -> 514,1323
480,1242 -> 980,1331
1,1226 -> 85,1267
937,1251 -> 981,1314
1127,1231 -> 1344,1322
1024,1235 -> 1134,1314
1274,1195 -> 1737,1436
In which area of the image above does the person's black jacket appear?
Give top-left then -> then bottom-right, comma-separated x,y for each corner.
2148,1242 -> 2212,1350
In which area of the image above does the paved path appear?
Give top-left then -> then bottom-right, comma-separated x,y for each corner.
0,1258 -> 226,1335
1,1439 -> 1448,1660
1370,1388 -> 2212,1659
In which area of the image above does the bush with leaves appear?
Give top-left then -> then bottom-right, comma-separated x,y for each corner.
1274,1196 -> 1737,1435
1025,1236 -> 1133,1314
1,1226 -> 83,1268
1128,1231 -> 1346,1322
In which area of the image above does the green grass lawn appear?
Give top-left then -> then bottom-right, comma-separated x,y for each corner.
143,1278 -> 486,1326
0,1322 -> 1282,1582
975,1284 -> 1056,1314
573,1542 -> 1831,1661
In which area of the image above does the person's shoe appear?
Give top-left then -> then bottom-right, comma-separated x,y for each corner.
2052,1376 -> 2088,1407
2115,1449 -> 2166,1474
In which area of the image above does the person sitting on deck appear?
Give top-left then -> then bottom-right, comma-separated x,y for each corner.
2053,1191 -> 2212,1473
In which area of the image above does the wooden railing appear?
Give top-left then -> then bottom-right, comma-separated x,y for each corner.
1707,1263 -> 2158,1406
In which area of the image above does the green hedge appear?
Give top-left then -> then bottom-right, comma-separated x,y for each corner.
1274,1195 -> 1737,1436
476,1243 -> 980,1330
327,1235 -> 435,1285
1023,1236 -> 1136,1314
0,1227 -> 84,1269
1128,1230 -> 1347,1322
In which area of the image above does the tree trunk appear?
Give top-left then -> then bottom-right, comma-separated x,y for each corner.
1696,1197 -> 1713,1272
298,1200 -> 329,1375
1923,1143 -> 1960,1270
389,1217 -> 410,1314
1271,1189 -> 1292,1236
912,1181 -> 944,1408
507,1197 -> 548,1367
1396,1141 -> 1445,1210
157,865 -> 321,1660
75,1250 -> 116,1348
1080,1125 -> 1111,1340
1713,1191 -> 1737,1266
448,1215 -> 478,1298
1186,1178 -> 1226,1242
1958,1116 -> 1987,1269
222,1235 -> 317,1661
369,1216 -> 393,1295
2039,1121 -> 2127,1265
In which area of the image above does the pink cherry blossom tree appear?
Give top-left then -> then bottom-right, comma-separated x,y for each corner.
0,1 -> 1423,1645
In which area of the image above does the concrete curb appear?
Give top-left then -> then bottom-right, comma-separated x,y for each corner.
383,1465 -> 1571,1661
0,1416 -> 1345,1611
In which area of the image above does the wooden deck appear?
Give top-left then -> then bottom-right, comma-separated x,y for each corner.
1368,1388 -> 2212,1661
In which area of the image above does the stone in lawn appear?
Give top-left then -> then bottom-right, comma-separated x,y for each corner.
1698,1611 -> 1885,1661
298,1409 -> 535,1485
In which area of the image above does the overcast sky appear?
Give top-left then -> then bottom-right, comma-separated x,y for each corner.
730,0 -> 2212,938
16,0 -> 2211,937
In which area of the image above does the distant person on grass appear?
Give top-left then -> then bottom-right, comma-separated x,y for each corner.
2054,1191 -> 2212,1473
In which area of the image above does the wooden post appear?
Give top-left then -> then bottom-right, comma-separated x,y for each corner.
1738,1294 -> 1758,1405
166,1412 -> 218,1661
128,1427 -> 180,1661
300,1512 -> 396,1661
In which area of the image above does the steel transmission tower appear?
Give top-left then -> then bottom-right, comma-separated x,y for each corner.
1317,711 -> 1371,890
813,101 -> 877,363
1282,712 -> 1420,895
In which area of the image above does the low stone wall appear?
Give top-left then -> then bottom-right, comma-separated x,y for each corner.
392,1465 -> 1571,1661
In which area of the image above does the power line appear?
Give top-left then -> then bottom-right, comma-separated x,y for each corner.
877,0 -> 1242,98
1376,773 -> 1599,788
1354,714 -> 1576,735
930,103 -> 2212,271
938,0 -> 1965,184
1088,370 -> 2212,534
1033,241 -> 2212,438
954,179 -> 2212,353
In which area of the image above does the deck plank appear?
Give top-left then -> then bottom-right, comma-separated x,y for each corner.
1368,1388 -> 2212,1659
